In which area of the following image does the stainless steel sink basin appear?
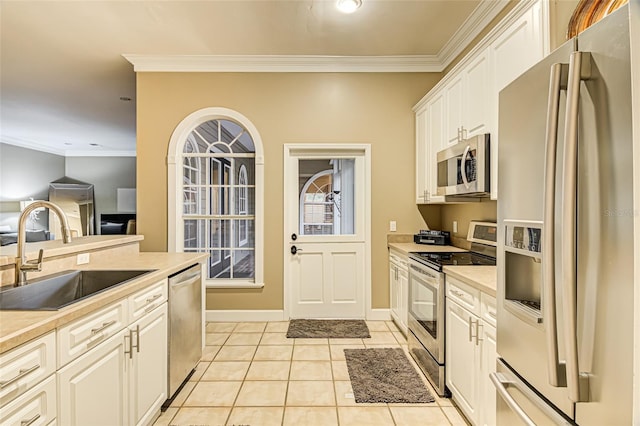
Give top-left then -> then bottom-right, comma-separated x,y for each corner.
0,269 -> 155,310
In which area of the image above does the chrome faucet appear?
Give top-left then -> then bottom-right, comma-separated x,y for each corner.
15,201 -> 72,286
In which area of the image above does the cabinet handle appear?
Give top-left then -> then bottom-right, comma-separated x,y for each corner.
476,322 -> 483,346
146,293 -> 163,304
469,318 -> 478,342
91,320 -> 116,335
20,414 -> 40,426
0,364 -> 40,388
451,289 -> 465,298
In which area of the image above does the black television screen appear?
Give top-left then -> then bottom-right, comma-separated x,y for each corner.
100,214 -> 136,235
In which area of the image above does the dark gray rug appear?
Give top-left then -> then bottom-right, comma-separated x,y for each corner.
286,319 -> 370,338
344,348 -> 435,403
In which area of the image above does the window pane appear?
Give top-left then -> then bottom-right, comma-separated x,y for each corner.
233,250 -> 255,278
298,158 -> 355,236
234,219 -> 254,247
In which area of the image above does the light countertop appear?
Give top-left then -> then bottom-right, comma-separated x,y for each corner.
388,242 -> 466,256
0,235 -> 144,266
443,265 -> 497,297
0,251 -> 207,354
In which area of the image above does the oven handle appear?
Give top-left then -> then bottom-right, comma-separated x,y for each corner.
409,263 -> 441,284
461,145 -> 471,189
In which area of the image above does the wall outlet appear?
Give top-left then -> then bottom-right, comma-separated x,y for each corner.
453,221 -> 458,234
389,221 -> 397,232
76,253 -> 90,265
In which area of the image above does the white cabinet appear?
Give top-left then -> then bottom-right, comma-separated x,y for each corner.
416,92 -> 446,204
57,280 -> 169,426
414,0 -> 549,202
0,332 -> 57,426
445,276 -> 497,426
389,250 -> 409,334
129,304 -> 168,426
58,329 -> 129,426
488,0 -> 547,199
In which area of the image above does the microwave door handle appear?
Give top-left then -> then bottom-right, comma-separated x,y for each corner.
542,62 -> 568,388
561,51 -> 591,403
461,145 -> 471,189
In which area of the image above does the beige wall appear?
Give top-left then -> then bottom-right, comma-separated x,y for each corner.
440,201 -> 497,248
136,72 -> 442,311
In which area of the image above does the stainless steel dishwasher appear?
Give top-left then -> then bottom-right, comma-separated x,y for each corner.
167,264 -> 202,401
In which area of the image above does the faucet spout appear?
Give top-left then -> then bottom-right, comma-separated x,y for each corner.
15,201 -> 73,286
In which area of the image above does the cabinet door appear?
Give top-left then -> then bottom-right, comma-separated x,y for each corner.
389,259 -> 400,324
426,93 -> 445,203
463,49 -> 491,138
479,323 -> 497,426
445,75 -> 464,146
446,299 -> 478,423
58,329 -> 128,426
398,265 -> 409,334
415,108 -> 428,203
130,303 -> 168,426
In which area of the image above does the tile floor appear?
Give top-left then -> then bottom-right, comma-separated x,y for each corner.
154,320 -> 470,426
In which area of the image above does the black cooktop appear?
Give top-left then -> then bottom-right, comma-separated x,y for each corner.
410,251 -> 496,271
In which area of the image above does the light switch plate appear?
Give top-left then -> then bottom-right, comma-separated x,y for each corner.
389,221 -> 397,232
76,253 -> 90,265
453,221 -> 458,234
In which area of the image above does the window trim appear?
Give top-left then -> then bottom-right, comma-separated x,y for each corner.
167,107 -> 264,289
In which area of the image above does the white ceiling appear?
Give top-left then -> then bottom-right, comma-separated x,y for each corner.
0,0 -> 504,157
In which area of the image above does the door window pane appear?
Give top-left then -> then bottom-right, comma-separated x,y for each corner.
299,158 -> 355,236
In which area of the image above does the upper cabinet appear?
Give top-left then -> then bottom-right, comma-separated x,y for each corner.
415,0 -> 550,203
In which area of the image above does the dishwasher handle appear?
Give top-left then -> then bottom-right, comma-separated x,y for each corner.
169,266 -> 201,288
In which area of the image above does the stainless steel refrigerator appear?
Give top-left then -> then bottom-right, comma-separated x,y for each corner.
495,5 -> 634,425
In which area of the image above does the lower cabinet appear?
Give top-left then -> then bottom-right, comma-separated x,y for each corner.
389,250 -> 409,334
129,304 -> 168,426
58,329 -> 129,426
445,276 -> 496,426
58,303 -> 168,426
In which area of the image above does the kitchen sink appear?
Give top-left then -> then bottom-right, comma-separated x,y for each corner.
0,269 -> 155,310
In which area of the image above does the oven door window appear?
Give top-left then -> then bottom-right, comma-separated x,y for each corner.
410,275 -> 438,339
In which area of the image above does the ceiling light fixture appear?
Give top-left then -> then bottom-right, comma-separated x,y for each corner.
336,0 -> 362,14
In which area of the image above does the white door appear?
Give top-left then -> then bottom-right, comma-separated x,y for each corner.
284,144 -> 370,319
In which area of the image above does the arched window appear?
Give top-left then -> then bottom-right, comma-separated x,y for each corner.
168,108 -> 264,288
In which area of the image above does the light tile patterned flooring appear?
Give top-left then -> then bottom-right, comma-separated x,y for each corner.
154,320 -> 469,426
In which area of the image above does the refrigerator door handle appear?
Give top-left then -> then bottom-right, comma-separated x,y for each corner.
491,365 -> 574,426
561,51 -> 591,403
542,62 -> 569,388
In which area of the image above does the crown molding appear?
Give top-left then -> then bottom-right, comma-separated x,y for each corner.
0,138 -> 135,157
124,0 -> 511,73
436,0 -> 511,69
123,54 -> 443,73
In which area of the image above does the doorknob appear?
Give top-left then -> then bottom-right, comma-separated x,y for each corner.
291,233 -> 297,241
291,246 -> 303,255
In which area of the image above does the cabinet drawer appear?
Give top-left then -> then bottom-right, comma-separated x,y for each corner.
0,332 -> 56,406
446,276 -> 480,315
481,293 -> 497,328
57,299 -> 127,368
129,279 -> 167,322
0,374 -> 56,426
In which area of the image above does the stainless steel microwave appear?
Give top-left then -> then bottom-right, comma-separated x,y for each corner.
436,134 -> 490,197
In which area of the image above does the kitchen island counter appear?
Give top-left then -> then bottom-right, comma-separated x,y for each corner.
0,251 -> 207,353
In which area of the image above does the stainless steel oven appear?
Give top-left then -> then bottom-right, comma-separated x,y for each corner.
436,134 -> 490,198
407,258 -> 447,396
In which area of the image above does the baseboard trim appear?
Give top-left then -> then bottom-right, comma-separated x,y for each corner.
206,310 -> 286,322
367,309 -> 391,321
